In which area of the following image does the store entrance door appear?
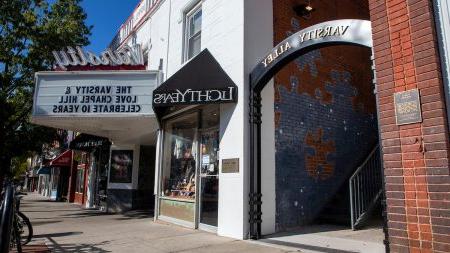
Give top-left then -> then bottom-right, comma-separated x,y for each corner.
198,129 -> 219,230
93,147 -> 109,211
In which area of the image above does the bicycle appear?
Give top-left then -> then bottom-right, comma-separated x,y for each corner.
0,179 -> 33,253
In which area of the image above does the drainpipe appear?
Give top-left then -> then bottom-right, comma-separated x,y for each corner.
432,0 -> 450,130
165,0 -> 172,80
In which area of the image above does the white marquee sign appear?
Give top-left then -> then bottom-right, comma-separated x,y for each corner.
32,71 -> 160,117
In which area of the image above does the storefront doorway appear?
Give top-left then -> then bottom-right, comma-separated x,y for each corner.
158,105 -> 220,230
198,110 -> 220,230
152,50 -> 237,232
92,146 -> 110,211
74,162 -> 87,205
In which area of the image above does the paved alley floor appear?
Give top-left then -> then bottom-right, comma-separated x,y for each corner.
21,193 -> 297,253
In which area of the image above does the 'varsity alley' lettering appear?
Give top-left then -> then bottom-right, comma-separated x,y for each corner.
261,25 -> 350,68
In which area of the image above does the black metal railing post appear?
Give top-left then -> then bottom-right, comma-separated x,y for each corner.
0,180 -> 15,253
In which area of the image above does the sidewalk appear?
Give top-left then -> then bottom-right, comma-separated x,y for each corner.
21,193 -> 297,253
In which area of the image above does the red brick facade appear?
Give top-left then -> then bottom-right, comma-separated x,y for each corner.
369,0 -> 450,252
271,0 -> 449,251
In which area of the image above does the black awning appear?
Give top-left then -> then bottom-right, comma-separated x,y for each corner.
152,49 -> 238,118
69,134 -> 111,152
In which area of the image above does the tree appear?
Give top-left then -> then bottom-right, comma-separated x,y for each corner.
11,155 -> 29,179
0,0 -> 92,178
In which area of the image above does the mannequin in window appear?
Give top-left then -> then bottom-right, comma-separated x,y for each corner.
172,148 -> 196,197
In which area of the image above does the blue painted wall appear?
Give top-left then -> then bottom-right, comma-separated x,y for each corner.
274,48 -> 379,230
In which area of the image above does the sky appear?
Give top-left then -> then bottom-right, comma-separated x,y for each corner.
80,0 -> 141,54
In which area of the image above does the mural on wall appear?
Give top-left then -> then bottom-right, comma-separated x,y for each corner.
273,0 -> 378,231
305,128 -> 336,180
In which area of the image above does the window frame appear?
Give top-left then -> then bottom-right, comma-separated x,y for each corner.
183,2 -> 202,62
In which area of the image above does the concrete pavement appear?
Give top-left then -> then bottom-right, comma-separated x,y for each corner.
21,193 -> 298,253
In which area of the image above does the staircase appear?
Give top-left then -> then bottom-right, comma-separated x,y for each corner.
349,144 -> 383,230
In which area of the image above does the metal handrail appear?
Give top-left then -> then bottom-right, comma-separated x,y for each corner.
349,144 -> 380,182
349,144 -> 382,230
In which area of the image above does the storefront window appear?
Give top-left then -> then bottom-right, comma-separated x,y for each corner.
161,112 -> 198,200
158,105 -> 220,225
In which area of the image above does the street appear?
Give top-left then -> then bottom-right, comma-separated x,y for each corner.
22,193 -> 297,253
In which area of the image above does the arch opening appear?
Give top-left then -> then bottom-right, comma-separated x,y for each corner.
248,19 -> 387,252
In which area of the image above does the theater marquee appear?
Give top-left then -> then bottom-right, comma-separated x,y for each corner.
32,71 -> 160,117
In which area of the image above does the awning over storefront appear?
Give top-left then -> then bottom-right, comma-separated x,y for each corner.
49,150 -> 73,167
152,49 -> 238,119
37,167 -> 51,175
30,167 -> 40,177
69,134 -> 111,152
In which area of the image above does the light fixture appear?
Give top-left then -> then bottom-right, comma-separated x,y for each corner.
293,2 -> 315,18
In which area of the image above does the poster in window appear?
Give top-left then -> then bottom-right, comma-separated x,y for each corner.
110,150 -> 133,183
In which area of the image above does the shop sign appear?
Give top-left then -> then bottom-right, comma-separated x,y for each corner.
394,89 -> 423,125
71,140 -> 105,150
153,86 -> 236,106
52,44 -> 144,70
222,158 -> 239,173
32,71 -> 160,117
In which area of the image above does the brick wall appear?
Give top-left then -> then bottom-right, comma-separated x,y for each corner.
368,0 -> 450,252
273,0 -> 380,230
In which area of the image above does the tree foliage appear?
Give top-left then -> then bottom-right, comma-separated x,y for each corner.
11,155 -> 29,178
0,0 -> 92,177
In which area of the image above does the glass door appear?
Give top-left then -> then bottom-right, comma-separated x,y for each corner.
198,129 -> 219,229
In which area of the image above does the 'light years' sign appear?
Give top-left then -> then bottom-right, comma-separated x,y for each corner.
32,71 -> 160,117
152,87 -> 236,106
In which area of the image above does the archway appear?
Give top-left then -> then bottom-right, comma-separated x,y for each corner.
248,19 -> 386,246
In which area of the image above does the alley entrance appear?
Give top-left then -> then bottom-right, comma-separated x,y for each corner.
248,3 -> 388,250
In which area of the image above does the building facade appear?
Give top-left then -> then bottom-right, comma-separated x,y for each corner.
31,0 -> 450,252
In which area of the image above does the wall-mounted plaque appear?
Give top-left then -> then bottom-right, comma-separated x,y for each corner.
394,89 -> 422,125
222,158 -> 239,173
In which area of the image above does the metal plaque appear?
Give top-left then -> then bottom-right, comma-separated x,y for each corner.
222,158 -> 239,173
394,89 -> 423,125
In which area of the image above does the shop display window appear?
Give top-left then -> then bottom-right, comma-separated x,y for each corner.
159,105 -> 220,225
161,112 -> 198,200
